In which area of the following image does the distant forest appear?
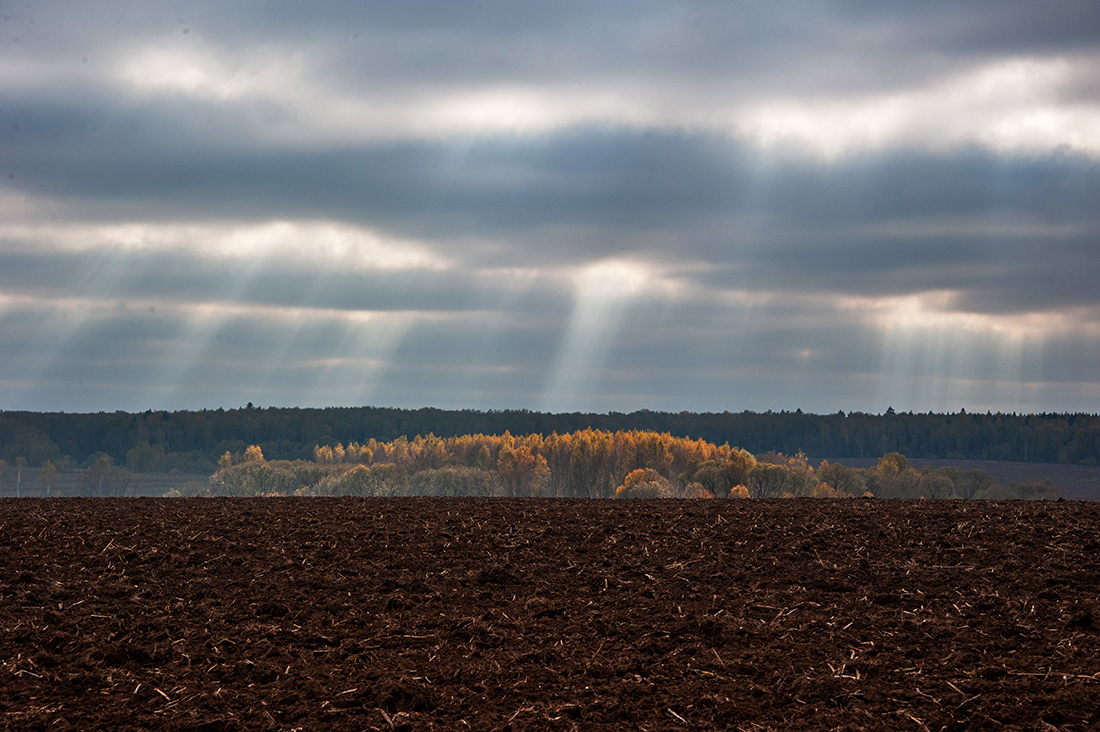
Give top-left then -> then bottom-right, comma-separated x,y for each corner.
1,406 -> 1098,474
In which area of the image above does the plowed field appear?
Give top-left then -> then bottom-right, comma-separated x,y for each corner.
3,498 -> 1100,731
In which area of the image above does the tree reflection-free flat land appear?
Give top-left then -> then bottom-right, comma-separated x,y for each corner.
3,498 -> 1099,731
814,458 -> 1100,501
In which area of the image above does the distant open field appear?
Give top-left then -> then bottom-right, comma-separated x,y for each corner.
3,498 -> 1099,730
0,471 -> 208,499
814,458 -> 1100,501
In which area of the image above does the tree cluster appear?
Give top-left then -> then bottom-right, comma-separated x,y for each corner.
203,431 -> 1062,501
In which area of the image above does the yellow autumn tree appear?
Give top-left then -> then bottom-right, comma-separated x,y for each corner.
615,468 -> 673,499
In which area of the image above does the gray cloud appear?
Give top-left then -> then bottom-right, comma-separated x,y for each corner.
0,247 -> 571,315
9,125 -> 1097,316
1,1 -> 1099,414
11,117 -> 1097,224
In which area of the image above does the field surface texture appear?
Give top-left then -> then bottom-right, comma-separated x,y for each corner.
2,498 -> 1099,731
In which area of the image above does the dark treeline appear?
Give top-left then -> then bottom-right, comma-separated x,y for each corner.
1,406 -> 1098,473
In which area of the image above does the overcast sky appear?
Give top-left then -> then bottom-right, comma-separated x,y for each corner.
1,1 -> 1098,415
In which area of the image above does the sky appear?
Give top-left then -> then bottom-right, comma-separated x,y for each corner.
1,1 -> 1098,415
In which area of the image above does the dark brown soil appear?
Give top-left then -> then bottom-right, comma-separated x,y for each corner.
3,498 -> 1099,731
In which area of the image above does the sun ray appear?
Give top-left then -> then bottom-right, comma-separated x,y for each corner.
540,260 -> 652,412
